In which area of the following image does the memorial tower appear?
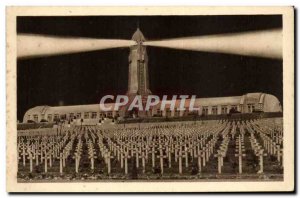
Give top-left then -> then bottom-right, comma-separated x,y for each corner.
123,28 -> 152,117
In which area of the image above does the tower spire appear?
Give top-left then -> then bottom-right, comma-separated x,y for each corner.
131,27 -> 145,43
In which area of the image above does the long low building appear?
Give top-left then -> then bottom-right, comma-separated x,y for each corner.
22,92 -> 282,124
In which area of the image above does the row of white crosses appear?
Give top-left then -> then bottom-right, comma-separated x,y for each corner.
17,118 -> 283,176
57,134 -> 76,174
96,132 -> 115,174
214,124 -> 231,174
252,118 -> 283,147
235,134 -> 246,174
17,127 -> 78,174
73,135 -> 83,173
250,122 -> 283,167
257,118 -> 283,145
18,126 -> 71,137
18,140 -> 28,167
18,137 -> 44,172
247,120 -> 283,167
87,139 -> 97,171
18,127 -> 67,174
39,130 -> 69,173
230,124 -> 237,139
243,118 -> 283,173
38,136 -> 63,173
103,122 -> 225,175
248,131 -> 267,174
112,129 -> 148,174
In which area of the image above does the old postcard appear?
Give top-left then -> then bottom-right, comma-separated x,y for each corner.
6,6 -> 294,192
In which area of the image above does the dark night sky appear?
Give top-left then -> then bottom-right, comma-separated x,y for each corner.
17,15 -> 283,121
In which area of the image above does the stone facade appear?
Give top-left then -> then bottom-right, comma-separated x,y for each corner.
22,93 -> 282,123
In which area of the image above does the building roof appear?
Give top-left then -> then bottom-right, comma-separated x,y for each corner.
23,92 -> 282,122
158,96 -> 242,109
25,106 -> 50,115
194,96 -> 242,106
48,103 -> 118,114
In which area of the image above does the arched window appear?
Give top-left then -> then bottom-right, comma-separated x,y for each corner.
91,112 -> 97,119
221,106 -> 228,114
202,106 -> 208,115
84,112 -> 89,119
212,106 -> 218,115
47,114 -> 52,122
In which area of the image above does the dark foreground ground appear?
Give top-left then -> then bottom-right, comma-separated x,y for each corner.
17,172 -> 283,182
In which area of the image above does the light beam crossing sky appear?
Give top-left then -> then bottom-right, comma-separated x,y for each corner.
17,29 -> 282,59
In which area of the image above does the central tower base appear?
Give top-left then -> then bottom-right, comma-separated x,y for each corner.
120,93 -> 151,118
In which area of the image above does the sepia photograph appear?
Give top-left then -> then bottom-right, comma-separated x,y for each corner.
6,6 -> 294,192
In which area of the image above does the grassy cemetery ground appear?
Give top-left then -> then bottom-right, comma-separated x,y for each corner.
17,118 -> 283,182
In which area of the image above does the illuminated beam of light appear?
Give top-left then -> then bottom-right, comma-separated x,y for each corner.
144,29 -> 282,59
17,34 -> 136,58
